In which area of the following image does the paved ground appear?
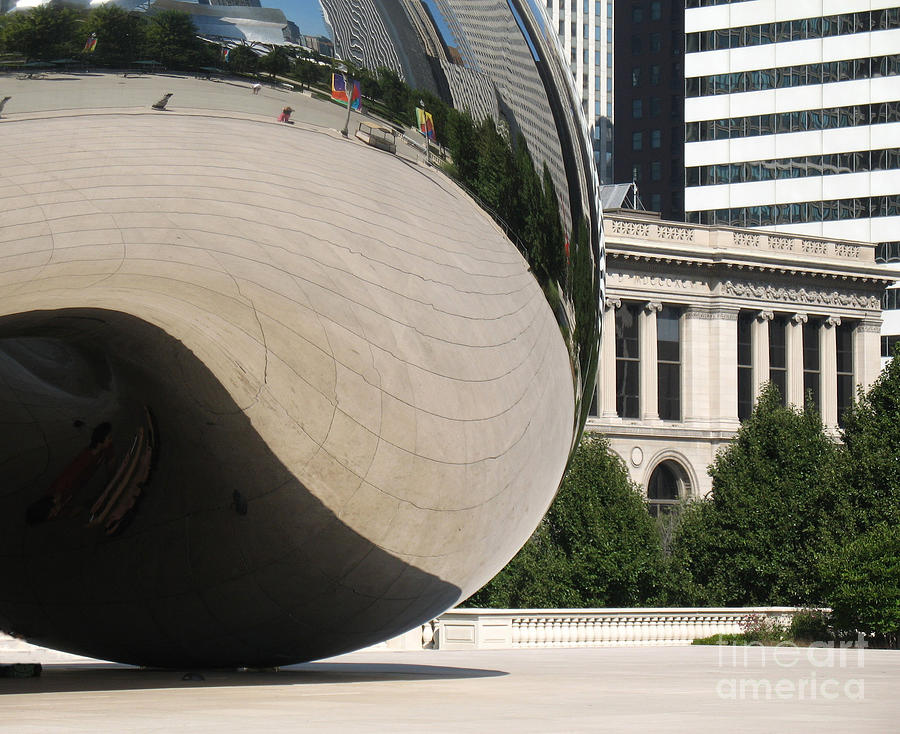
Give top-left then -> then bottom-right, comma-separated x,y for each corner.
0,646 -> 897,732
0,71 -> 426,162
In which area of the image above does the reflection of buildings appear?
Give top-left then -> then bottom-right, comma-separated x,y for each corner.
151,0 -> 292,45
319,0 -> 403,74
588,211 -> 890,511
542,1 -> 614,184
3,0 -> 297,45
435,0 -> 572,230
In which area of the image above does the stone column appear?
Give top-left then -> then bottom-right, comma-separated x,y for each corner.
786,313 -> 808,407
855,318 -> 883,392
681,308 -> 708,423
752,310 -> 773,404
600,298 -> 620,418
640,301 -> 662,421
820,316 -> 839,428
712,308 -> 740,427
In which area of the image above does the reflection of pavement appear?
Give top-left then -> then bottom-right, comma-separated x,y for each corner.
0,647 -> 897,732
0,72 -> 425,164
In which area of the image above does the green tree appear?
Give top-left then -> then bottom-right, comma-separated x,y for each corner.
474,118 -> 518,222
294,58 -> 324,89
259,46 -> 290,79
670,384 -> 840,606
226,44 -> 258,74
468,434 -> 667,607
512,136 -> 544,273
837,346 -> 900,532
821,524 -> 900,648
2,5 -> 82,61
83,5 -> 146,67
539,163 -> 565,285
375,66 -> 411,125
144,10 -> 202,68
444,107 -> 479,185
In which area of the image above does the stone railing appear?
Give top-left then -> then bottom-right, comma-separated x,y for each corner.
433,608 -> 802,650
3,609 -> 806,661
604,215 -> 873,263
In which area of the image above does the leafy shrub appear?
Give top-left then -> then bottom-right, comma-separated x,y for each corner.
789,608 -> 831,644
821,524 -> 900,648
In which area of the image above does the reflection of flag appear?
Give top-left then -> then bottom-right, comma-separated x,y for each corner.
331,73 -> 361,110
416,107 -> 435,140
83,34 -> 98,53
222,47 -> 230,62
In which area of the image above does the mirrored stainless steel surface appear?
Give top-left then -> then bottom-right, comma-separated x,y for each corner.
0,0 -> 602,666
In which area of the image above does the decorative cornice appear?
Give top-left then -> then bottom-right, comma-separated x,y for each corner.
609,272 -> 705,290
722,280 -> 882,311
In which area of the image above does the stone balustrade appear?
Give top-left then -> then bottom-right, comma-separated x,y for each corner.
433,608 -> 802,650
2,608 -> 807,660
604,214 -> 874,263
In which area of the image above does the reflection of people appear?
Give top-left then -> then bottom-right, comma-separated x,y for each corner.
278,106 -> 293,124
252,82 -> 261,95
26,423 -> 114,524
90,407 -> 156,535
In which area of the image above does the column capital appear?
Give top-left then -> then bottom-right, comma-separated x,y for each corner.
791,312 -> 808,325
644,301 -> 662,314
756,310 -> 774,322
604,297 -> 621,310
825,316 -> 842,328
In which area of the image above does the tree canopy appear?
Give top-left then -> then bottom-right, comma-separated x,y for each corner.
468,434 -> 667,608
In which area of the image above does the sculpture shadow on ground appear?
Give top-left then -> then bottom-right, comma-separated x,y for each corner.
0,661 -> 507,694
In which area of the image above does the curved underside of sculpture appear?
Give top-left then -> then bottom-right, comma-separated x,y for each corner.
0,113 -> 575,666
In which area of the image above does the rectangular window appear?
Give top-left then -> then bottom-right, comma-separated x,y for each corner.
632,132 -> 643,151
837,323 -> 854,426
650,161 -> 661,180
616,303 -> 641,418
803,320 -> 821,411
633,99 -> 643,118
769,316 -> 787,405
658,306 -> 681,420
738,313 -> 753,420
650,129 -> 662,148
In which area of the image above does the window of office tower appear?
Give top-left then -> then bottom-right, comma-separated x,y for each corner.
803,320 -> 821,410
837,323 -> 854,426
737,313 -> 753,420
657,306 -> 681,420
769,316 -> 788,404
615,303 -> 641,418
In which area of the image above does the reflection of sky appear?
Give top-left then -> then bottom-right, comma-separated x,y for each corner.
261,0 -> 461,49
420,0 -> 458,48
520,0 -> 549,39
271,0 -> 329,38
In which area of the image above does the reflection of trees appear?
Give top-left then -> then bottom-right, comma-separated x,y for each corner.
0,6 -> 218,70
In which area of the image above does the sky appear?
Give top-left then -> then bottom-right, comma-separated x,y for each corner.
274,0 -> 329,38
264,0 -> 459,48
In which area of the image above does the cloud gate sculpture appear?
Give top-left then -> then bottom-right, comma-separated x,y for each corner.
0,1 -> 603,667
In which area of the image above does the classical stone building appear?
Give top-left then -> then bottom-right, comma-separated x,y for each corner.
587,211 -> 892,513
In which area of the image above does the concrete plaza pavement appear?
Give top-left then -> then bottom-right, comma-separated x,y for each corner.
0,71 -> 427,162
1,646 -> 897,732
